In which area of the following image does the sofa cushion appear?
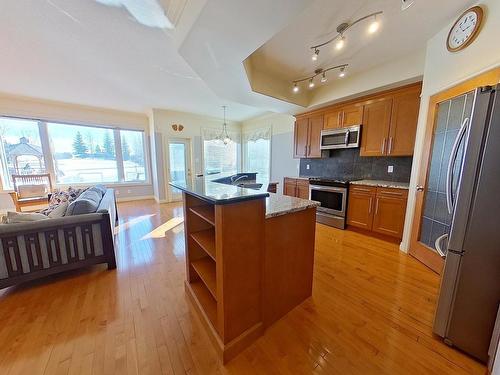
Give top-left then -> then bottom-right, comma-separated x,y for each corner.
5,211 -> 49,224
66,190 -> 102,216
48,187 -> 86,206
89,185 -> 107,196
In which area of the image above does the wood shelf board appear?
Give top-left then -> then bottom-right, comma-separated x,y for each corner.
189,205 -> 215,226
188,281 -> 218,328
190,229 -> 216,260
191,258 -> 217,300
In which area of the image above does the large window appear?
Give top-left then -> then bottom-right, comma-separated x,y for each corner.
121,130 -> 146,182
0,116 -> 148,189
0,118 -> 46,189
243,127 -> 271,180
48,123 -> 118,184
202,128 -> 240,178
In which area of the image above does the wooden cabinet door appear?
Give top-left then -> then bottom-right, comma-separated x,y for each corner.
307,115 -> 324,158
372,188 -> 408,238
347,192 -> 374,229
360,98 -> 393,157
342,105 -> 363,126
324,109 -> 342,129
294,118 -> 309,158
296,180 -> 310,199
283,178 -> 297,197
388,88 -> 421,156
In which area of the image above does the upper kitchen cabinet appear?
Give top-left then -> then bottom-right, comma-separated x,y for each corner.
293,115 -> 324,158
324,104 -> 363,129
388,87 -> 421,156
359,97 -> 393,157
294,82 -> 421,159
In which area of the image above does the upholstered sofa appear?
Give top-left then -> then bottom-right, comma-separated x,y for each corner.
0,187 -> 117,289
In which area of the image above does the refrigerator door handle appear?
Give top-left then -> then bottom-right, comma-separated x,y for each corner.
446,117 -> 469,214
435,233 -> 448,258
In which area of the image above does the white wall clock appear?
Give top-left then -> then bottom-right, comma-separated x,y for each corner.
447,6 -> 484,52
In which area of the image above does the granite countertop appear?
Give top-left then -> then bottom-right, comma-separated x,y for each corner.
265,193 -> 319,219
350,179 -> 410,189
170,175 -> 269,204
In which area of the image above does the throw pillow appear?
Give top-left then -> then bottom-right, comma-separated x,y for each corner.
66,190 -> 102,216
47,201 -> 69,218
6,211 -> 50,224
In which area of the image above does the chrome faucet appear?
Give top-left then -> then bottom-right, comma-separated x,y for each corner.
231,175 -> 249,184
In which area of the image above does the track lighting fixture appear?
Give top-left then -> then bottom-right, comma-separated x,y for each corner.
292,64 -> 348,92
309,11 -> 382,60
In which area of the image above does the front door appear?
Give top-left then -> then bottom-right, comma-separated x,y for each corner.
167,139 -> 191,202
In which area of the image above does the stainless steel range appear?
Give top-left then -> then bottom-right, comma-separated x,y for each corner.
308,178 -> 349,229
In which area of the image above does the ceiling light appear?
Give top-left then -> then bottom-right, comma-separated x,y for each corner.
308,78 -> 315,88
368,15 -> 380,34
293,83 -> 299,93
321,72 -> 328,83
401,0 -> 415,11
339,67 -> 346,78
217,106 -> 231,145
312,49 -> 319,61
335,36 -> 345,50
309,11 -> 382,57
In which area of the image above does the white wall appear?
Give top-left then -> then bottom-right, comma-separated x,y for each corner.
401,0 -> 500,252
149,108 -> 241,202
242,112 -> 299,193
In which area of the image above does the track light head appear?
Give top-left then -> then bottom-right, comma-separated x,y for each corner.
321,72 -> 327,83
312,48 -> 319,61
335,35 -> 345,50
308,78 -> 315,88
339,66 -> 346,78
368,15 -> 380,34
293,83 -> 299,93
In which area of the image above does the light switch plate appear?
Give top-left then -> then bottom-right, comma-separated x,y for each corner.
388,165 -> 394,173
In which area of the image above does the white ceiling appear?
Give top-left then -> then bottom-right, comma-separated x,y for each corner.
250,0 -> 476,85
0,0 -> 264,121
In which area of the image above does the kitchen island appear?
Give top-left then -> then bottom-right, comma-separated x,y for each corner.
170,175 -> 319,363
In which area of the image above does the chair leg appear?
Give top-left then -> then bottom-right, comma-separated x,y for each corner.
8,192 -> 21,212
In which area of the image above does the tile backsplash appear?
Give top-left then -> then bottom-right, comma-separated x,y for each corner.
299,148 -> 413,182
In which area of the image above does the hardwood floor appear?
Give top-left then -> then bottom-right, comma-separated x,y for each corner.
0,200 -> 485,374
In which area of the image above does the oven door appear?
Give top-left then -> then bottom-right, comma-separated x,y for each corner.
309,185 -> 347,217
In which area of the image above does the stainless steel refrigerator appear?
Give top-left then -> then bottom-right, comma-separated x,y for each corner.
433,85 -> 500,363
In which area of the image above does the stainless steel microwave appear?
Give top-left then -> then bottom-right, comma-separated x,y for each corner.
320,125 -> 361,150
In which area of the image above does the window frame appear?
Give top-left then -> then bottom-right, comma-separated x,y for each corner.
201,127 -> 242,178
0,115 -> 151,190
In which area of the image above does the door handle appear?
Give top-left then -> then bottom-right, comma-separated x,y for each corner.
416,185 -> 424,192
446,117 -> 469,214
435,233 -> 448,258
344,130 -> 350,146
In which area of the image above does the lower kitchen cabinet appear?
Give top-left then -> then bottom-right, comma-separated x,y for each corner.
283,178 -> 310,199
347,185 -> 408,239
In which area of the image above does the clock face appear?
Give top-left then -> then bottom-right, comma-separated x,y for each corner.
447,7 -> 483,52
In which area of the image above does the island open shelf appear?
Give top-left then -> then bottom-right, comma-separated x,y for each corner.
179,182 -> 317,364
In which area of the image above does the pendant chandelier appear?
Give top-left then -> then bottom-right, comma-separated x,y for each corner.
218,105 -> 231,145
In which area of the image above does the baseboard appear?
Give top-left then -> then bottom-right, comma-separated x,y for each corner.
116,195 -> 155,202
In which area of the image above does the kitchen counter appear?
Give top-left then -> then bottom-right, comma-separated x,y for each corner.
266,193 -> 319,219
350,179 -> 409,190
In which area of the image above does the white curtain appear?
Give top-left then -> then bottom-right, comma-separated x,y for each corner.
242,127 -> 271,142
202,127 -> 241,143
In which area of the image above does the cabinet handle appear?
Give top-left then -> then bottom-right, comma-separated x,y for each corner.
375,198 -> 379,215
381,138 -> 387,154
353,187 -> 372,192
304,145 -> 307,156
368,197 -> 373,214
338,112 -> 342,126
388,137 -> 393,154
